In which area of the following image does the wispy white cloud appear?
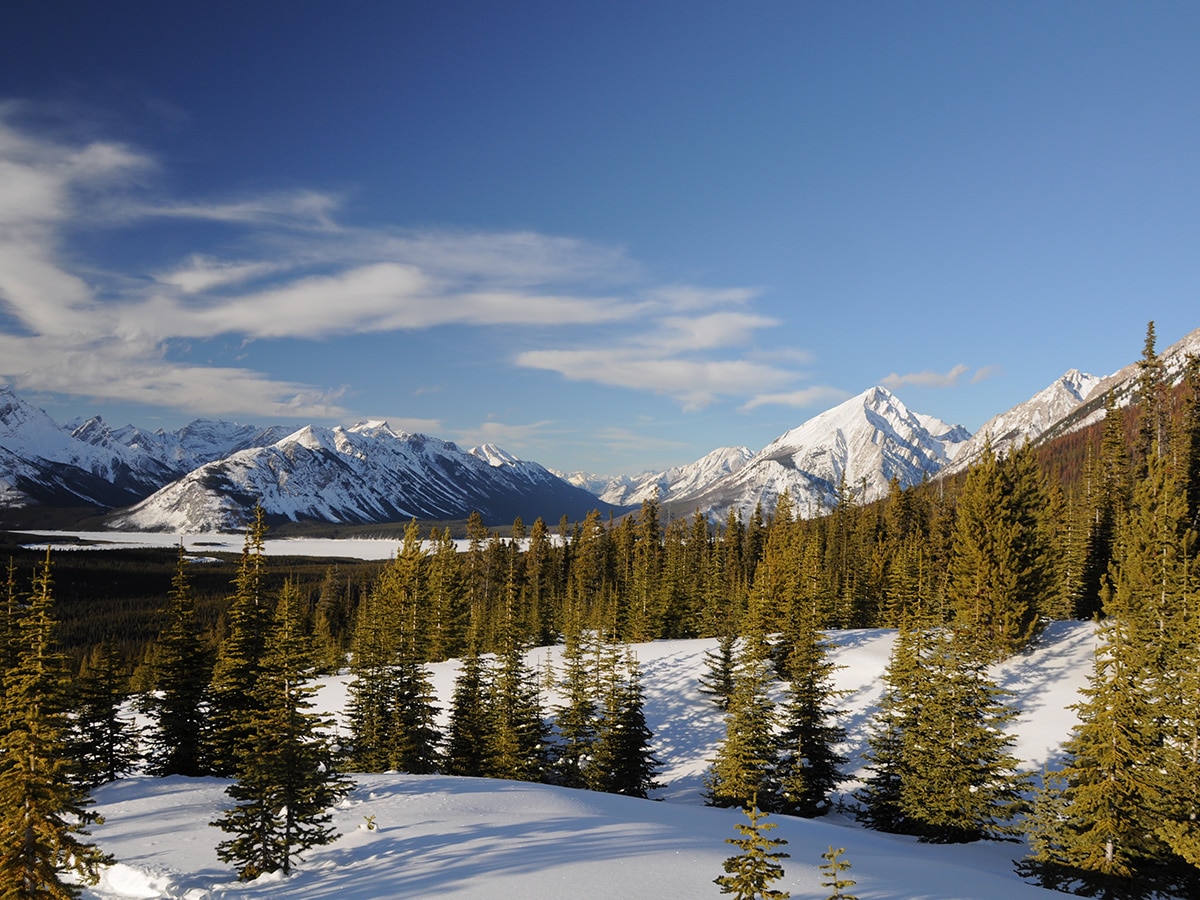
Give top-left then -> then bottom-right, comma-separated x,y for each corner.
516,348 -> 796,411
971,364 -> 1003,383
880,363 -> 971,389
0,111 -> 813,421
740,385 -> 851,411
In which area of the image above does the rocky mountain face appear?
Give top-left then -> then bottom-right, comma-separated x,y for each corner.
106,422 -> 610,532
659,386 -> 971,523
3,324 -> 1198,531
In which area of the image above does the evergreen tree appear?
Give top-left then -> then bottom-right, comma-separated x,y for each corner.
208,506 -> 272,776
896,630 -> 1029,842
443,645 -> 494,777
589,647 -> 661,798
0,551 -> 111,899
1022,436 -> 1196,896
699,631 -> 738,711
551,629 -> 599,789
142,545 -> 211,777
819,846 -> 858,900
213,579 -> 351,880
68,639 -> 142,789
713,799 -> 790,900
855,623 -> 928,833
706,636 -> 778,810
774,618 -> 845,818
946,441 -> 1050,661
485,636 -> 549,782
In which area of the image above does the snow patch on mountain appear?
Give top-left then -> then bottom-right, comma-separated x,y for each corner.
943,369 -> 1102,474
670,386 -> 970,522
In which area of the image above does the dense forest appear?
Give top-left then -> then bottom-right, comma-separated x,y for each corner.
2,323 -> 1199,898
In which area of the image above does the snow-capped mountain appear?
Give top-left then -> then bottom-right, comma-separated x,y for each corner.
664,386 -> 970,523
0,386 -> 295,514
563,446 -> 755,508
941,369 -> 1102,475
107,421 -> 612,532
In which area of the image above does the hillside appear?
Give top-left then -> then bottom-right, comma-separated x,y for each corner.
82,622 -> 1097,900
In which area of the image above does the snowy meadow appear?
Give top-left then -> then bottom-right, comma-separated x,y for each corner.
80,614 -> 1098,899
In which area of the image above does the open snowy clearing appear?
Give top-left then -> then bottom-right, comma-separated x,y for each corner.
80,621 -> 1097,899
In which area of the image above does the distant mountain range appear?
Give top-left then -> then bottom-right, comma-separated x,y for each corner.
2,325 -> 1198,532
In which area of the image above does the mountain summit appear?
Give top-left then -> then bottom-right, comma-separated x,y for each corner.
662,386 -> 970,522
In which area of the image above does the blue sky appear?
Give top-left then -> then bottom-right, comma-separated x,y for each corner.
1,2 -> 1197,475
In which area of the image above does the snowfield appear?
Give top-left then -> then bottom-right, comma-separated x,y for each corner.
81,622 -> 1098,900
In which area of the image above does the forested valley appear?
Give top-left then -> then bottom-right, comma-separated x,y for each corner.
3,325 -> 1200,898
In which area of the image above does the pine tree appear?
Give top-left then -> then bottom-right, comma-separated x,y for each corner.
0,551 -> 111,899
896,630 -> 1029,843
774,617 -> 845,818
551,629 -> 599,789
1022,432 -> 1198,896
212,579 -> 351,880
68,639 -> 142,789
714,799 -> 790,900
485,636 -> 549,782
819,846 -> 858,900
946,441 -> 1050,661
589,646 -> 661,798
142,544 -> 211,777
699,631 -> 738,711
208,506 -> 272,776
706,636 -> 778,810
443,645 -> 494,777
855,623 -> 928,833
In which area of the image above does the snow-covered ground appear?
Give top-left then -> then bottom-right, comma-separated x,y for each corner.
81,621 -> 1097,899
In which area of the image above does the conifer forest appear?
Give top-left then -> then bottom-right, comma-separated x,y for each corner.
2,325 -> 1200,898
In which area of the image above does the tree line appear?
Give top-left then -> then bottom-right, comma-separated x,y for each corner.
3,320 -> 1198,897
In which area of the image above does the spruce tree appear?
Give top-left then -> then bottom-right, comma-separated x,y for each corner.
706,635 -> 778,810
213,579 -> 351,880
68,639 -> 142,789
774,617 -> 845,818
714,799 -> 790,900
485,636 -> 549,782
946,441 -> 1050,660
0,551 -> 111,899
589,646 -> 661,798
142,544 -> 211,777
819,846 -> 858,900
443,645 -> 494,777
699,631 -> 738,711
855,623 -> 928,833
896,630 -> 1029,842
551,628 -> 599,789
208,506 -> 272,776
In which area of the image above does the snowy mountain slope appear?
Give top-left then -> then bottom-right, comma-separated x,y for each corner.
567,445 -> 756,508
82,620 -> 1098,900
941,369 -> 1102,475
668,386 -> 970,522
107,421 -> 615,532
1043,324 -> 1200,439
1,386 -> 292,510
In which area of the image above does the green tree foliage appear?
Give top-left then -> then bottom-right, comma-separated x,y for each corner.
208,506 -> 272,776
1021,428 -> 1199,897
443,645 -> 494,777
859,626 -> 1028,842
588,647 -> 661,798
141,545 -> 211,777
706,636 -> 778,810
0,551 -> 111,899
819,846 -> 858,900
68,639 -> 142,789
212,579 -> 351,880
946,441 -> 1052,660
551,629 -> 599,789
774,617 -> 845,818
714,799 -> 790,900
345,526 -> 442,774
